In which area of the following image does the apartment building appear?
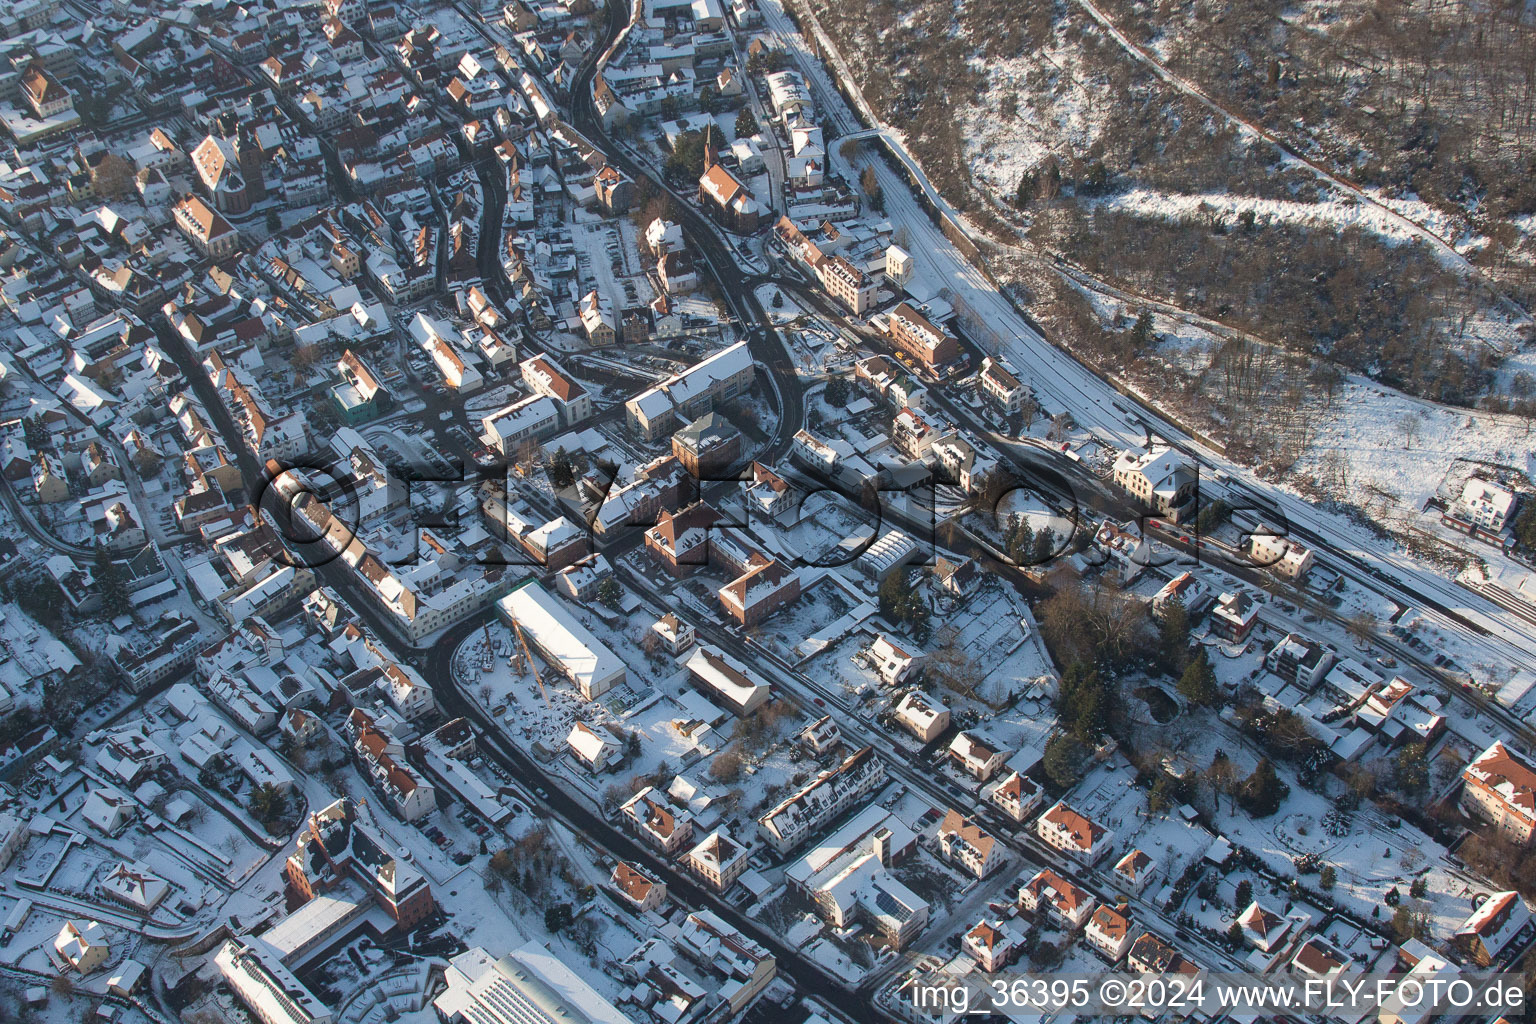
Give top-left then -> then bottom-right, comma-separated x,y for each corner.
1462,741 -> 1536,845
1037,800 -> 1114,866
815,253 -> 876,314
758,746 -> 886,853
885,302 -> 959,369
626,341 -> 755,440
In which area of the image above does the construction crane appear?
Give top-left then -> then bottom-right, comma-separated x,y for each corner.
505,612 -> 551,709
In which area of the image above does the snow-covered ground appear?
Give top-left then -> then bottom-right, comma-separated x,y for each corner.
1091,187 -> 1486,263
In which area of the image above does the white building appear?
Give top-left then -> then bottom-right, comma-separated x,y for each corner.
1037,800 -> 1114,866
434,944 -> 634,1024
215,941 -> 329,1024
1247,527 -> 1314,580
1112,447 -> 1197,520
682,644 -> 771,717
758,747 -> 886,853
1447,477 -> 1518,536
947,731 -> 1008,782
55,920 -> 110,975
784,806 -> 928,950
625,342 -> 755,441
98,862 -> 170,913
983,771 -> 1043,822
893,691 -> 949,742
1086,906 -> 1135,960
1018,868 -> 1096,929
497,582 -> 626,699
686,828 -> 750,893
568,722 -> 620,773
937,809 -> 1003,879
869,634 -> 923,686
482,395 -> 562,453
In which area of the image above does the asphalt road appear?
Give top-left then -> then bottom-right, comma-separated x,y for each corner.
155,228 -> 891,1019
419,611 -> 888,1021
568,0 -> 804,464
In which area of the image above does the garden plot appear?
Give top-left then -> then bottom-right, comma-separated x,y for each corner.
152,791 -> 262,884
10,830 -> 75,889
927,587 -> 1053,707
1070,760 -> 1217,891
966,484 -> 1078,550
0,904 -> 80,970
802,631 -> 891,706
1081,705 -> 1486,944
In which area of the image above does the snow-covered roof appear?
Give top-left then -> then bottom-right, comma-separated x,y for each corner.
498,581 -> 625,696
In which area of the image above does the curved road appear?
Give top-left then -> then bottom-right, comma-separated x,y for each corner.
567,0 -> 805,463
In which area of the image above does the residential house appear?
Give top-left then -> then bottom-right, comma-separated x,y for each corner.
799,716 -> 841,754
1247,527 -> 1314,581
611,862 -> 665,913
1237,900 -> 1292,953
937,809 -> 1003,879
621,786 -> 694,855
977,357 -> 1027,415
1037,800 -> 1114,866
1113,849 -> 1159,893
884,302 -> 958,369
1266,633 -> 1335,690
758,746 -> 886,853
652,613 -> 695,655
1452,892 -> 1530,967
870,634 -> 923,686
1444,477 -> 1518,541
1086,906 -> 1135,960
1461,740 -> 1536,845
1289,936 -> 1352,980
567,722 -> 620,773
1112,448 -> 1197,521
55,920 -> 109,974
1018,868 -> 1095,928
1209,591 -> 1258,643
893,691 -> 949,743
1151,571 -> 1212,620
983,771 -> 1043,823
686,829 -> 749,893
962,920 -> 1019,972
948,732 -> 1008,782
